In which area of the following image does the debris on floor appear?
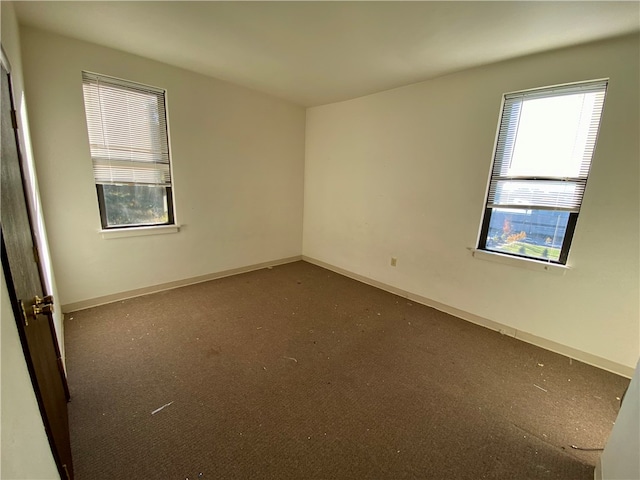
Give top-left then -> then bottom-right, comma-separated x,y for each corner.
570,444 -> 604,451
151,401 -> 174,415
283,356 -> 298,363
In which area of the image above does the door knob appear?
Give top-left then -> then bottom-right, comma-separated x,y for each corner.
33,295 -> 55,315
20,295 -> 55,325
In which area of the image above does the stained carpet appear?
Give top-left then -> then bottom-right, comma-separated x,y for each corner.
64,261 -> 628,479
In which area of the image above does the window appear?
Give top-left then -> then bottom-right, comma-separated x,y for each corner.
82,72 -> 175,229
478,80 -> 607,265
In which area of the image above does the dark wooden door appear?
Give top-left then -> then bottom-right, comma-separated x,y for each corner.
1,64 -> 74,479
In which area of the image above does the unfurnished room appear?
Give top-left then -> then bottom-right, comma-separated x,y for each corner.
1,2 -> 639,480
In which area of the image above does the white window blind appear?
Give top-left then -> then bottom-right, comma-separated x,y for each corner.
487,80 -> 607,213
82,72 -> 171,188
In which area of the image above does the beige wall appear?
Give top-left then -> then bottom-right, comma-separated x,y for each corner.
20,27 -> 306,307
304,34 -> 640,371
1,3 -> 60,478
599,360 -> 639,479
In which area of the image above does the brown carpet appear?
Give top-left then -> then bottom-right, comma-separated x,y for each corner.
64,261 -> 628,480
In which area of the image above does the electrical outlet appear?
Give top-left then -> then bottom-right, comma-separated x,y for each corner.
390,257 -> 397,267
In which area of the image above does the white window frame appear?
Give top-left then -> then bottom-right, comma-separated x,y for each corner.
477,79 -> 608,266
81,71 -> 176,231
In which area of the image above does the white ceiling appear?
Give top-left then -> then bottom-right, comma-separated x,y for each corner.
14,1 -> 640,107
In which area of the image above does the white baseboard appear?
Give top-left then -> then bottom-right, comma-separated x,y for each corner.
62,255 -> 302,313
302,255 -> 634,379
594,458 -> 602,480
63,254 -> 632,378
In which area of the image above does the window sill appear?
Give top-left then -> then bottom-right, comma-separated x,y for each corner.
100,224 -> 180,239
469,248 -> 569,275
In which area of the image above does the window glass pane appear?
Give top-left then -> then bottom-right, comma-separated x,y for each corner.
508,92 -> 600,178
484,208 -> 570,262
102,184 -> 169,227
